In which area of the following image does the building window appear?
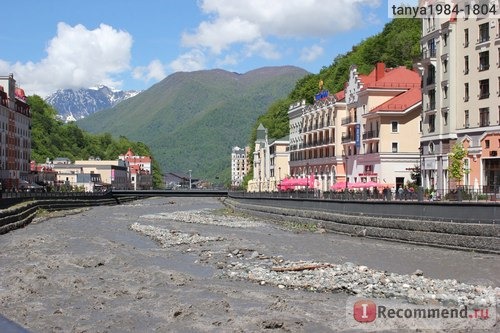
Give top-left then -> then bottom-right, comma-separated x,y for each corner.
464,83 -> 469,101
428,39 -> 436,57
479,79 -> 490,99
465,110 -> 470,128
464,28 -> 469,47
427,65 -> 435,85
480,107 -> 489,127
429,142 -> 435,154
443,111 -> 448,126
429,114 -> 436,132
464,56 -> 469,74
479,51 -> 489,71
443,85 -> 448,99
392,142 -> 398,153
428,89 -> 436,110
479,23 -> 489,43
443,58 -> 448,72
391,121 -> 398,133
443,32 -> 448,46
485,140 -> 490,149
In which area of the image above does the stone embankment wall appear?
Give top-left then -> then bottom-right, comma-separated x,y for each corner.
0,196 -> 137,235
224,197 -> 499,254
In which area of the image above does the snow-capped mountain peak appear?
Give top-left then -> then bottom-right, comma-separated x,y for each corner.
45,85 -> 141,122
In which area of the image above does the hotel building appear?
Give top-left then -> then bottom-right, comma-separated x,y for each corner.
0,74 -> 31,190
419,8 -> 500,193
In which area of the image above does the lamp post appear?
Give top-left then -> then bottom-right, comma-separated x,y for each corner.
188,169 -> 192,190
306,163 -> 309,197
418,146 -> 423,202
344,149 -> 349,199
278,167 -> 281,192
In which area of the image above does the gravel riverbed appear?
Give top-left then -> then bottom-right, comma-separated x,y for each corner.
0,197 -> 498,332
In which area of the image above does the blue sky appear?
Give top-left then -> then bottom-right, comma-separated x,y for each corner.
1,0 -> 391,97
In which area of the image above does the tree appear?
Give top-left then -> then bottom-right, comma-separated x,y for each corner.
28,95 -> 164,188
448,143 -> 468,187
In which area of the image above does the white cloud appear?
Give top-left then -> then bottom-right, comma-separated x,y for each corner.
186,0 -> 380,54
133,59 -> 166,82
300,44 -> 324,62
1,22 -> 132,97
244,39 -> 281,60
169,49 -> 207,72
180,0 -> 381,68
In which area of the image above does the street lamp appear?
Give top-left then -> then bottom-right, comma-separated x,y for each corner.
418,146 -> 423,202
278,167 -> 281,192
344,149 -> 349,198
189,169 -> 192,190
306,163 -> 309,195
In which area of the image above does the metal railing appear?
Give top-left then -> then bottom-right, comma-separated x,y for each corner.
238,185 -> 500,203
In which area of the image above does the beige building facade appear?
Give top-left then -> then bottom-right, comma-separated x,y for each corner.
344,63 -> 422,189
419,8 -> 500,193
247,124 -> 289,192
231,146 -> 250,188
288,91 -> 347,192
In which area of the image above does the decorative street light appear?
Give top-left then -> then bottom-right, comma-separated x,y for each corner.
306,163 -> 309,196
188,170 -> 192,190
344,149 -> 349,199
418,146 -> 423,202
278,167 -> 281,192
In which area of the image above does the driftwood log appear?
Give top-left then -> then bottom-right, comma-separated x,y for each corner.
271,263 -> 333,272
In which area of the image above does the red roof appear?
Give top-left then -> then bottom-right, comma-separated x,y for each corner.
334,90 -> 345,101
370,87 -> 421,113
365,66 -> 420,90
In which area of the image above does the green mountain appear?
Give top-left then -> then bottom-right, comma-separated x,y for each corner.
77,66 -> 308,182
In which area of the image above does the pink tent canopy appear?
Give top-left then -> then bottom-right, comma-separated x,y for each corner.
331,181 -> 348,191
278,175 -> 316,190
331,181 -> 390,191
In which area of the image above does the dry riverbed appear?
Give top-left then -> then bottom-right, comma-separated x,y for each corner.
0,197 -> 498,332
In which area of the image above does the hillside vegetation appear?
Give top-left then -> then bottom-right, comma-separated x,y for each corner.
29,95 -> 164,187
77,67 -> 308,183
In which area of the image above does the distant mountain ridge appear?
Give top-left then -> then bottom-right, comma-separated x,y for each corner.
45,85 -> 140,122
77,66 -> 309,181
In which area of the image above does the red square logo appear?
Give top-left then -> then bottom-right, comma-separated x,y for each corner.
353,299 -> 377,323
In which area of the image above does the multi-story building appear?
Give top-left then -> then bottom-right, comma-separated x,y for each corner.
247,124 -> 289,192
231,146 -> 250,188
0,74 -> 31,190
288,90 -> 347,192
269,136 -> 289,185
419,7 -> 500,193
344,63 -> 422,189
51,158 -> 130,190
286,63 -> 421,192
119,148 -> 153,190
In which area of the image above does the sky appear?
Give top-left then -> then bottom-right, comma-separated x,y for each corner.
0,0 -> 392,97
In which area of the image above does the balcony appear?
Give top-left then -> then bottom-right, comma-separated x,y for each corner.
422,48 -> 436,59
341,115 -> 356,125
425,102 -> 436,112
362,130 -> 379,140
341,133 -> 354,144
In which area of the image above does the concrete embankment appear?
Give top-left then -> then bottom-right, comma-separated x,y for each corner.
0,195 -> 137,235
223,197 -> 499,254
